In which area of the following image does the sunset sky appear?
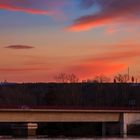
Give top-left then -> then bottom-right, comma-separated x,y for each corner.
0,0 -> 140,82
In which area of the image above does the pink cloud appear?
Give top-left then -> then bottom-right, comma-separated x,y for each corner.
0,4 -> 49,15
67,0 -> 140,31
0,0 -> 67,15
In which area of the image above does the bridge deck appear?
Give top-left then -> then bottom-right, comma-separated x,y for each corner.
0,109 -> 140,113
0,109 -> 121,122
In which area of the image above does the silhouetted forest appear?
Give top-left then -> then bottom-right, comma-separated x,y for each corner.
0,83 -> 140,109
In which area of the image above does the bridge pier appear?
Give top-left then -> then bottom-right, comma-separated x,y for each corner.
27,123 -> 38,137
12,123 -> 38,137
102,122 -> 106,137
120,113 -> 127,138
12,123 -> 27,137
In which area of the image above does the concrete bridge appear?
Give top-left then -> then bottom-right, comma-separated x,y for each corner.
0,109 -> 140,137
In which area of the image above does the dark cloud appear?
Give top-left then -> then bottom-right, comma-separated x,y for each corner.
80,0 -> 140,11
5,45 -> 35,49
80,0 -> 95,8
68,0 -> 140,31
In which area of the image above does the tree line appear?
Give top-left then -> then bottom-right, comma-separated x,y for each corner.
54,72 -> 136,83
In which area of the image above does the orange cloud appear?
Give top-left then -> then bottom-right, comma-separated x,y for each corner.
67,17 -> 116,31
0,67 -> 48,72
106,28 -> 120,35
65,50 -> 140,80
67,62 -> 127,81
106,26 -> 136,35
90,50 -> 140,62
67,0 -> 140,31
0,4 -> 49,15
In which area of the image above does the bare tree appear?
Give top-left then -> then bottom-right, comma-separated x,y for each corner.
67,74 -> 79,83
114,74 -> 124,83
94,75 -> 110,83
114,74 -> 129,83
54,73 -> 78,83
86,79 -> 99,83
54,73 -> 68,83
131,76 -> 135,83
85,75 -> 110,83
123,74 -> 129,83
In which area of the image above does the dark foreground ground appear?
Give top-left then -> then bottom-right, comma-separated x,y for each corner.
0,83 -> 139,109
0,83 -> 140,138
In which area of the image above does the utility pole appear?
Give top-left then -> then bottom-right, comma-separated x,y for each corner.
128,67 -> 130,81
